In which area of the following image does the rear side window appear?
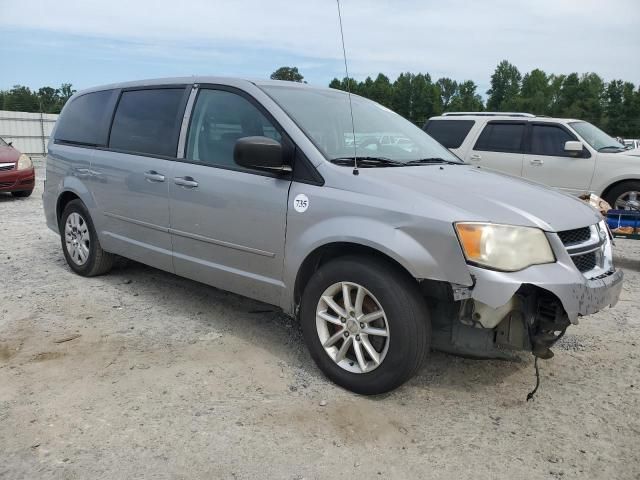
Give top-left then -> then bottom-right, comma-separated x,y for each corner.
530,124 -> 576,157
109,88 -> 186,157
55,90 -> 118,146
474,122 -> 524,153
424,119 -> 474,149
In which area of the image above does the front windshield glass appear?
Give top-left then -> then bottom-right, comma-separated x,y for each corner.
569,121 -> 624,151
261,85 -> 461,164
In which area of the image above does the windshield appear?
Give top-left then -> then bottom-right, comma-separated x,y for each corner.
569,121 -> 624,151
0,137 -> 8,147
261,85 -> 461,164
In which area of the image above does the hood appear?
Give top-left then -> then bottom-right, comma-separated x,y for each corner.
356,164 -> 601,231
0,145 -> 19,164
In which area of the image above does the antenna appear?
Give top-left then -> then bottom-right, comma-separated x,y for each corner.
336,0 -> 359,176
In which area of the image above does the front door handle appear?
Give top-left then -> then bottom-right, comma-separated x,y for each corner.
144,170 -> 166,182
530,158 -> 544,166
174,176 -> 199,189
470,154 -> 482,161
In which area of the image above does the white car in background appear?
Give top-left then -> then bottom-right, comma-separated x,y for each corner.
623,139 -> 640,150
424,112 -> 640,210
624,147 -> 640,157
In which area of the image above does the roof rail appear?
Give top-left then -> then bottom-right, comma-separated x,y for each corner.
442,112 -> 536,118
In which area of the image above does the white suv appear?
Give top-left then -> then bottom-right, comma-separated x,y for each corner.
425,112 -> 640,210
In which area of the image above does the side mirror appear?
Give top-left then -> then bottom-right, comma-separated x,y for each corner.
564,141 -> 584,153
234,136 -> 291,173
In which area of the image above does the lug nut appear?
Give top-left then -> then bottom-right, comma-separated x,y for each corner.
341,318 -> 346,323
344,332 -> 349,337
356,335 -> 360,341
359,323 -> 364,329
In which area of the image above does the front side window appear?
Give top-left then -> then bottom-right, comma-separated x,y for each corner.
530,124 -> 576,157
474,123 -> 524,153
424,119 -> 475,149
55,90 -> 118,146
260,85 -> 461,164
109,88 -> 186,157
186,89 -> 281,168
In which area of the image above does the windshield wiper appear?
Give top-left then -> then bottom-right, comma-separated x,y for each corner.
404,157 -> 462,166
330,156 -> 406,167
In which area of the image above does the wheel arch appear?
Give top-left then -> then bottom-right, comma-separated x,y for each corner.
600,178 -> 640,203
292,242 -> 418,316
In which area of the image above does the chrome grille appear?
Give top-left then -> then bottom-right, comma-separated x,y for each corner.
557,223 -> 608,277
0,162 -> 15,172
572,251 -> 597,273
558,227 -> 591,245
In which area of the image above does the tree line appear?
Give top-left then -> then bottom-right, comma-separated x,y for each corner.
2,60 -> 639,138
0,84 -> 76,114
274,61 -> 640,138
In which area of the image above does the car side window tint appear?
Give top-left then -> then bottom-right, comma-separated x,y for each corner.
109,88 -> 186,157
474,123 -> 524,153
424,119 -> 475,149
186,89 -> 281,169
530,124 -> 576,157
55,90 -> 118,146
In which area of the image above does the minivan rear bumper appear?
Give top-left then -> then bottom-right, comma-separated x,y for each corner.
468,262 -> 623,325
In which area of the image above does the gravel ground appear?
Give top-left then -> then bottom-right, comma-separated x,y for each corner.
1,163 -> 639,480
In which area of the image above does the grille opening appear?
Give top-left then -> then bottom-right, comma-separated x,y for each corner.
572,252 -> 597,272
0,164 -> 15,171
558,227 -> 591,245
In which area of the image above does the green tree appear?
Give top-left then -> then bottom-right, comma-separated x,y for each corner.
369,73 -> 393,108
392,73 -> 414,120
486,60 -> 521,111
519,69 -> 550,115
449,80 -> 484,112
436,78 -> 457,111
270,66 -> 304,82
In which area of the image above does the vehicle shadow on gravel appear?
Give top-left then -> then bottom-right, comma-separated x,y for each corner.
613,255 -> 640,272
98,258 -> 531,395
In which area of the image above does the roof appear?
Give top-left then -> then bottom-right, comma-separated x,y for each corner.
430,112 -> 584,123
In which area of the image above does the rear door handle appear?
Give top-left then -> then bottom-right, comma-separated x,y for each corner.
174,176 -> 199,188
144,170 -> 166,182
470,154 -> 482,161
530,158 -> 544,166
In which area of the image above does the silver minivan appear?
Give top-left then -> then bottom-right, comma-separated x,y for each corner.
43,77 -> 623,394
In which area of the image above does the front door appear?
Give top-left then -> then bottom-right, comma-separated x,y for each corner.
168,87 -> 291,306
522,123 -> 596,195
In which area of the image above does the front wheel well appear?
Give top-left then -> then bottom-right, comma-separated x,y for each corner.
56,191 -> 81,224
601,179 -> 640,204
293,242 -> 418,313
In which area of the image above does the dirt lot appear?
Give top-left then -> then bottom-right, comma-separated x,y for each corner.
1,163 -> 639,480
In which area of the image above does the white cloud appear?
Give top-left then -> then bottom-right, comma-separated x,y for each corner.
2,0 -> 639,85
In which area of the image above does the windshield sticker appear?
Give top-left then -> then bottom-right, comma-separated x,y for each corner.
293,194 -> 309,213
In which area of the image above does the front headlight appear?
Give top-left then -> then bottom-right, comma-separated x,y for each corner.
17,154 -> 33,170
455,222 -> 555,272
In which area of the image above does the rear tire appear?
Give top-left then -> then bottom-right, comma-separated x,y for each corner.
300,255 -> 430,395
603,180 -> 640,210
59,199 -> 114,276
11,189 -> 33,198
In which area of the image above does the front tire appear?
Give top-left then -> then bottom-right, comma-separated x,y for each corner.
59,199 -> 114,276
11,189 -> 33,198
300,256 -> 430,395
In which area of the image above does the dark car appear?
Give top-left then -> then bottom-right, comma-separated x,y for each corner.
0,137 -> 35,197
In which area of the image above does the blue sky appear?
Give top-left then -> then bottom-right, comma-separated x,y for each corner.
1,0 -> 639,94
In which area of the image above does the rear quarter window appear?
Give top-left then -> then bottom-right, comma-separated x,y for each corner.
54,90 -> 118,146
424,119 -> 475,149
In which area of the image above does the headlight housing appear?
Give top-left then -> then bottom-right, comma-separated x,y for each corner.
455,222 -> 555,272
17,154 -> 33,170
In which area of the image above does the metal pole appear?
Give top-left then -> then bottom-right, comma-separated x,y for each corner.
39,110 -> 46,156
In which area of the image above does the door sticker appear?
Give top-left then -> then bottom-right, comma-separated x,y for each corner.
293,194 -> 309,213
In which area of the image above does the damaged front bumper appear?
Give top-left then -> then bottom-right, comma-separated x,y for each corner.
431,223 -> 623,359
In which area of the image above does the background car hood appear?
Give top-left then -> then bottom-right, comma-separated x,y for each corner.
358,164 -> 601,231
0,146 -> 19,164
